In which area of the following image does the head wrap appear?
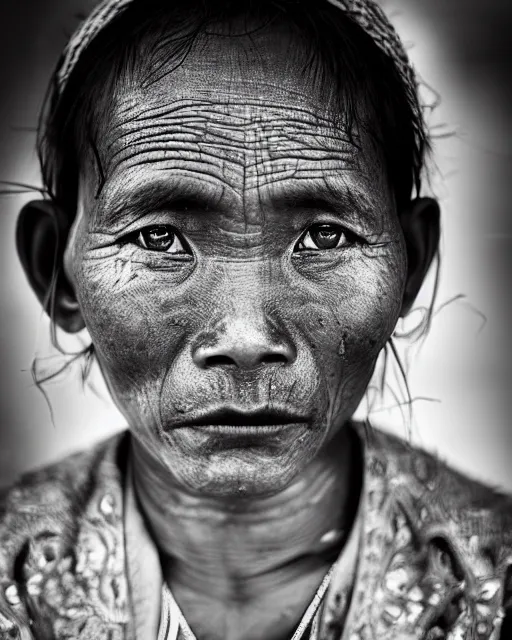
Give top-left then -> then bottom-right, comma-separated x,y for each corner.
56,0 -> 420,119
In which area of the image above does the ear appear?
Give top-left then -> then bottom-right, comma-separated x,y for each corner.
16,200 -> 85,333
399,197 -> 440,317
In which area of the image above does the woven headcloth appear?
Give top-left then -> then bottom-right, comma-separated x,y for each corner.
56,0 -> 420,117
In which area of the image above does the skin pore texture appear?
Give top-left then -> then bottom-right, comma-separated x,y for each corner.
57,18 -> 415,640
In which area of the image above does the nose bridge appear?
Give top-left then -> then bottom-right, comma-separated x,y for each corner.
228,261 -> 269,321
192,260 -> 295,370
219,258 -> 277,326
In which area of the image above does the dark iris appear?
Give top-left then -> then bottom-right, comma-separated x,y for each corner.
310,224 -> 343,249
140,226 -> 175,251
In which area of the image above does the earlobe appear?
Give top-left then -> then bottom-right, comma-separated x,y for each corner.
16,200 -> 85,333
399,197 -> 441,317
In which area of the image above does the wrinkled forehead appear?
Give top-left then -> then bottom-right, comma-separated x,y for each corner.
85,20 -> 385,199
98,18 -> 352,145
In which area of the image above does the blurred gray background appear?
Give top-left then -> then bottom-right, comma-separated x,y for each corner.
0,0 -> 511,488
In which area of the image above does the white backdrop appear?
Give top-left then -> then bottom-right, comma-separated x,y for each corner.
0,0 -> 510,489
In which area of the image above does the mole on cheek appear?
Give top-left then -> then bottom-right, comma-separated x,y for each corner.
337,333 -> 347,357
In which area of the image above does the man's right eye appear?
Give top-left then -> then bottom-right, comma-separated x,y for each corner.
134,225 -> 189,254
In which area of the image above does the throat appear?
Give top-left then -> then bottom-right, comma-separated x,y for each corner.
131,427 -> 362,637
163,534 -> 340,605
161,561 -> 336,640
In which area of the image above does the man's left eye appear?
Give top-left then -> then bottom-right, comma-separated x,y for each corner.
135,226 -> 188,253
294,224 -> 352,252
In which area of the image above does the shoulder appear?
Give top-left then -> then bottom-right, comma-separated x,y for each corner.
362,424 -> 512,531
351,423 -> 512,639
0,432 -> 130,639
0,432 -> 127,562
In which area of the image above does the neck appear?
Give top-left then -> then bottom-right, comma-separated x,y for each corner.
130,426 -> 362,602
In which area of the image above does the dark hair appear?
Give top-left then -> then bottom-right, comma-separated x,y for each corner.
38,0 -> 429,222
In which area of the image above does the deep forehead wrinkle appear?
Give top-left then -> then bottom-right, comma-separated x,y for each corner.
112,94 -> 346,134
108,97 -> 354,152
101,97 -> 359,189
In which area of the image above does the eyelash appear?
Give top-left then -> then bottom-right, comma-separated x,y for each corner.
130,225 -> 191,254
127,222 -> 359,255
294,223 -> 359,253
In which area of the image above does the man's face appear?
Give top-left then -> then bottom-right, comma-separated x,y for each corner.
64,24 -> 407,496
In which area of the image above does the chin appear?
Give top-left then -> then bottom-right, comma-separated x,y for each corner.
191,465 -> 299,498
164,440 -> 311,498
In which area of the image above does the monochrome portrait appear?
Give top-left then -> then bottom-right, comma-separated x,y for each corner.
0,1 -> 510,638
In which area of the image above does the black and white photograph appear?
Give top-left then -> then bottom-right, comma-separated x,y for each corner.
0,1 -> 511,638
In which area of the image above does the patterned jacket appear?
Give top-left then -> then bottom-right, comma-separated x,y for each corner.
0,427 -> 511,640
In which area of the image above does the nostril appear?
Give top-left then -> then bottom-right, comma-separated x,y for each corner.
203,354 -> 237,369
203,353 -> 289,369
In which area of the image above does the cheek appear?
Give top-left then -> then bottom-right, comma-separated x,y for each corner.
72,254 -> 195,390
291,247 -> 406,400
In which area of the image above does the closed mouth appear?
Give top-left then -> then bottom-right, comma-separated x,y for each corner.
173,407 -> 309,432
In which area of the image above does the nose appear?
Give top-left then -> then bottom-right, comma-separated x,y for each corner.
192,313 -> 296,370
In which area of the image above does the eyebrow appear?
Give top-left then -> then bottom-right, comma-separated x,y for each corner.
102,180 -> 227,227
100,175 -> 376,229
266,180 -> 376,218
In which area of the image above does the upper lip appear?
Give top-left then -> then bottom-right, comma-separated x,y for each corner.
172,406 -> 309,428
